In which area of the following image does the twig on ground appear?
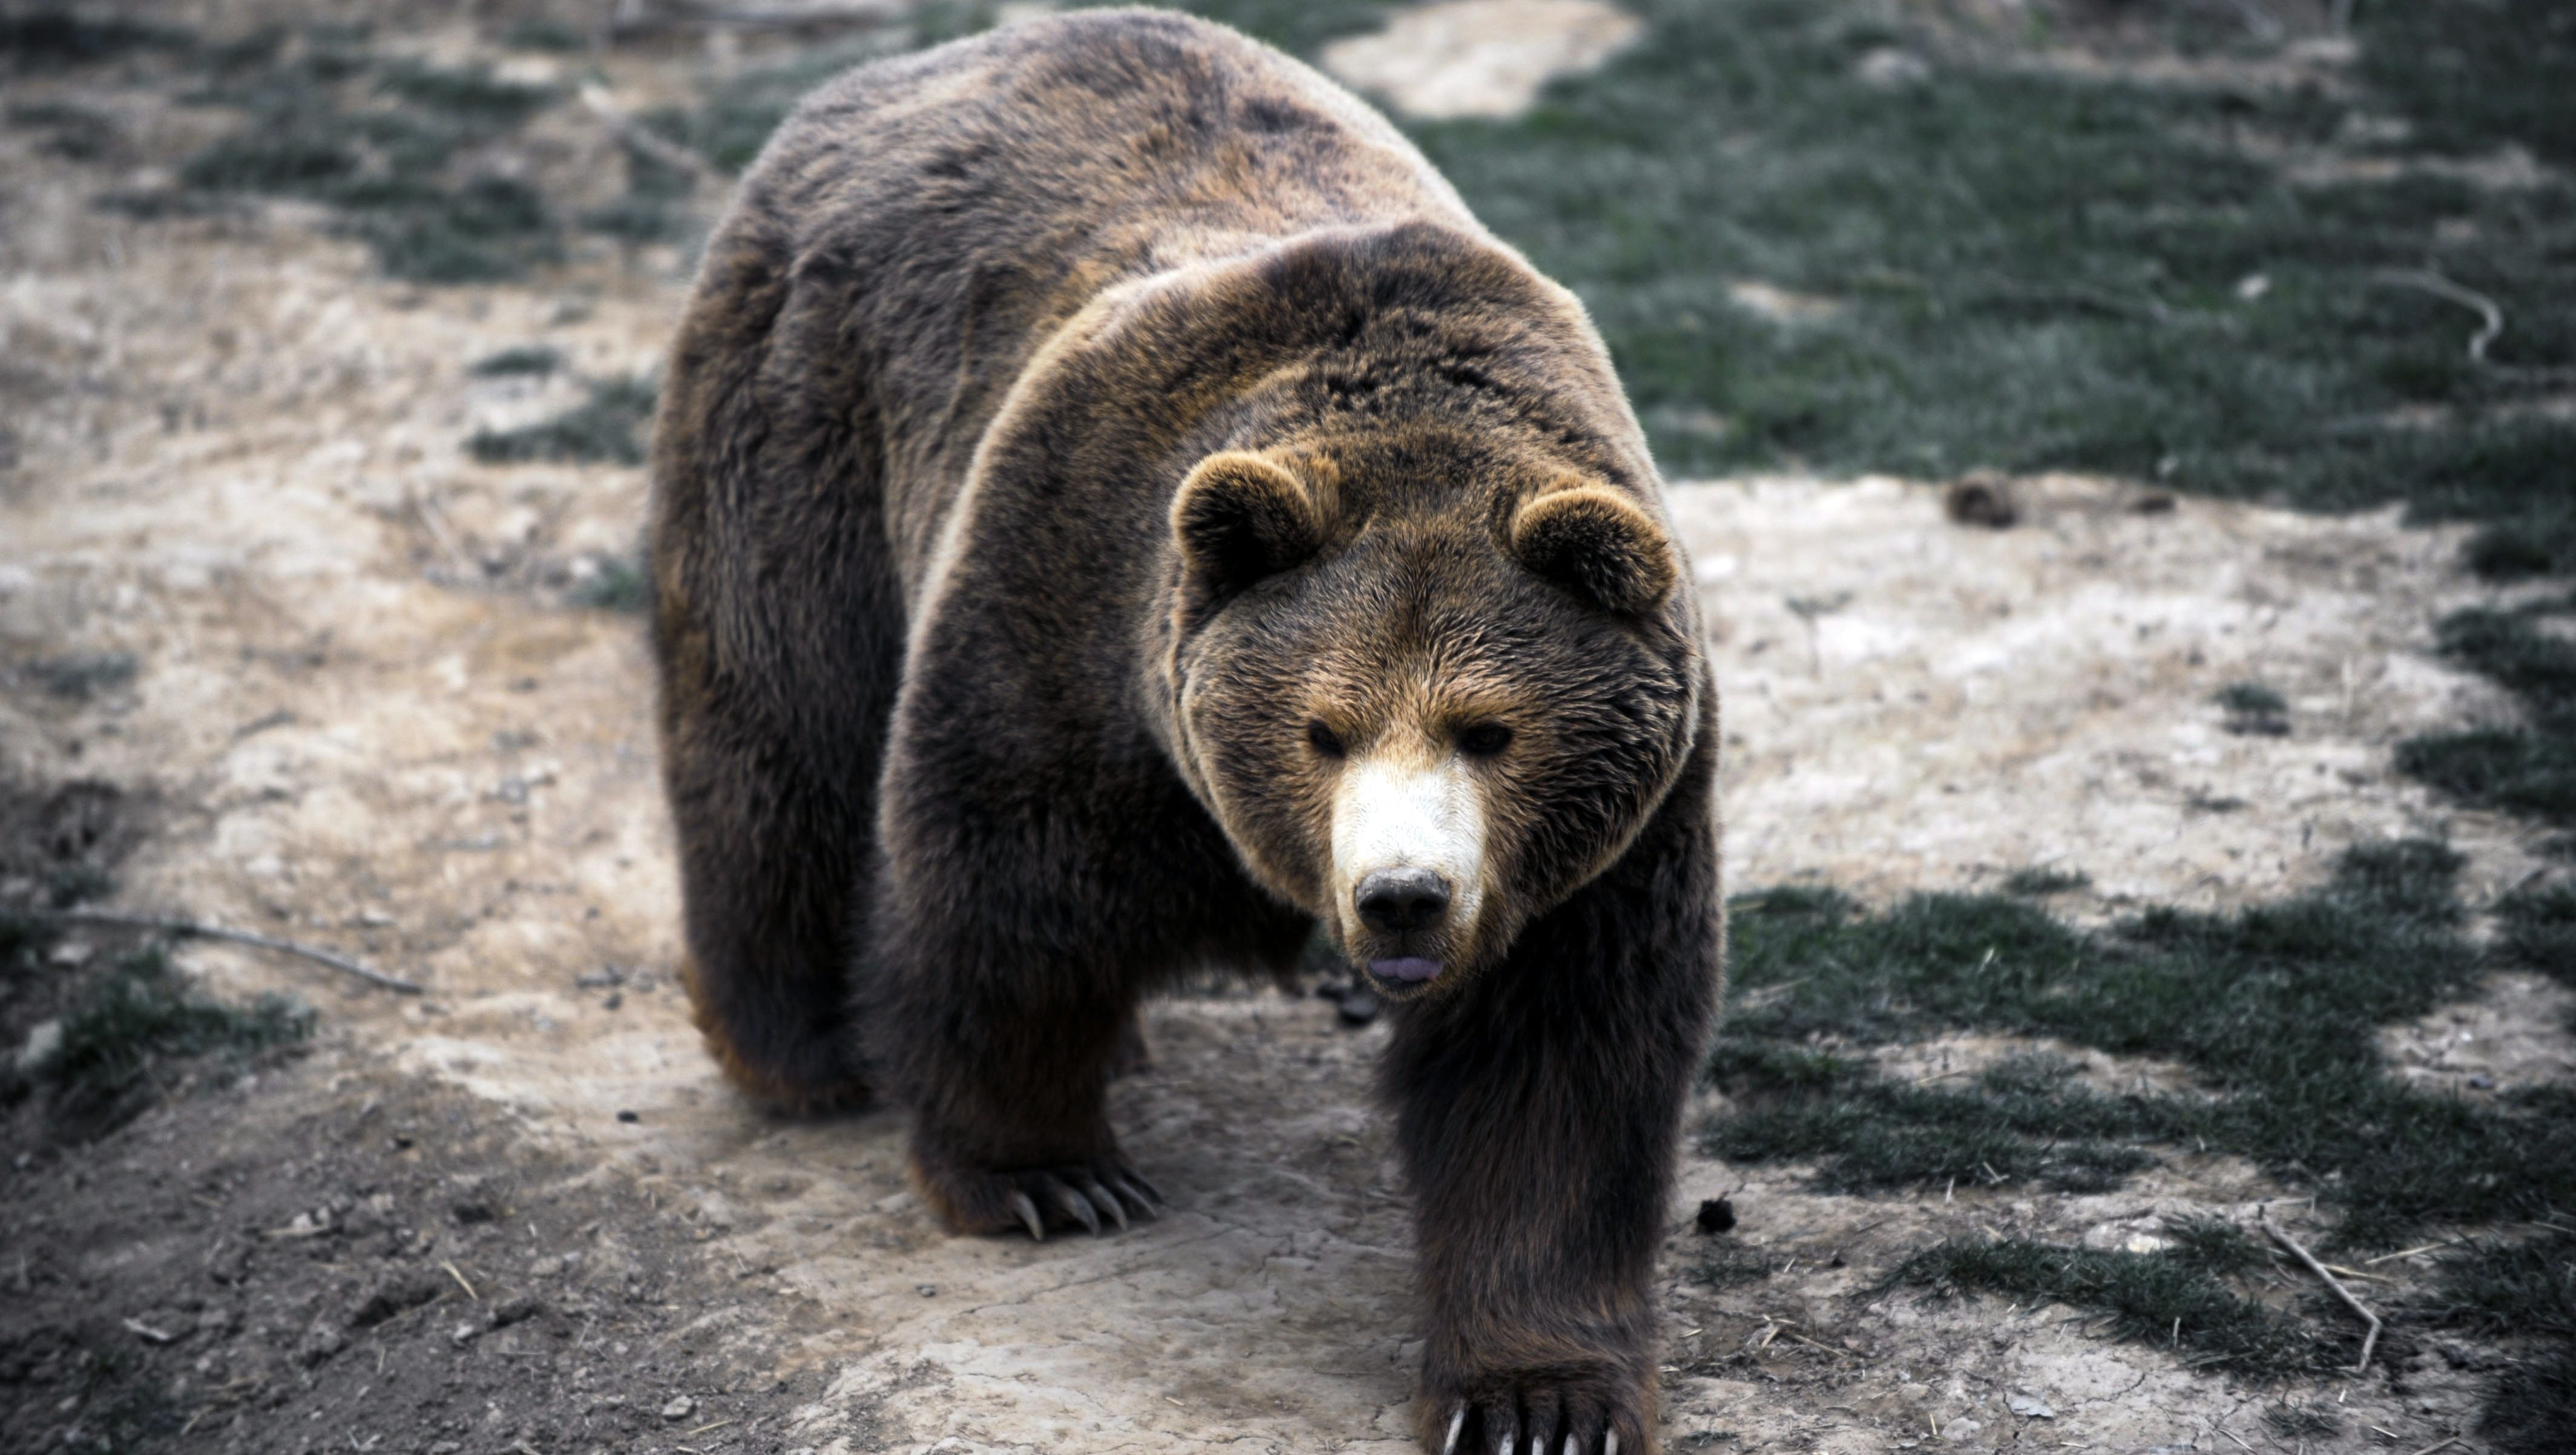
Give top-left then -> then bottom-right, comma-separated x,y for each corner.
2364,1239 -> 2456,1264
2402,1438 -> 2460,1455
441,1260 -> 479,1301
578,83 -> 724,185
2261,1207 -> 2382,1373
18,908 -> 423,994
2371,268 -> 2504,363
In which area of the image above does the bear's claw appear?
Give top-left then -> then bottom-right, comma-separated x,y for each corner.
982,1165 -> 1163,1240
1010,1191 -> 1046,1241
1431,1397 -> 1634,1455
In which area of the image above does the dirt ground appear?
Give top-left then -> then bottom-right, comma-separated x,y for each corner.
3,4 -> 2570,1454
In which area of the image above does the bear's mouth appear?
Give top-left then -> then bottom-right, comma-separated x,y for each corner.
1365,956 -> 1442,985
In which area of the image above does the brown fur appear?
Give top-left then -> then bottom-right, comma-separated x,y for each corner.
648,12 -> 1723,1450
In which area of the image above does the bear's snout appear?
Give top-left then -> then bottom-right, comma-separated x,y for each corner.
1356,866 -> 1451,933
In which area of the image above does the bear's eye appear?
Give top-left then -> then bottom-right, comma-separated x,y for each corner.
1458,723 -> 1513,758
1305,720 -> 1347,758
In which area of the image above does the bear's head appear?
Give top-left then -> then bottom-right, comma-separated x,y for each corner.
1163,426 -> 1702,999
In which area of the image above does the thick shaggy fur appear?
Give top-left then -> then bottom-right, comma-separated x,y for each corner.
648,12 -> 1723,1451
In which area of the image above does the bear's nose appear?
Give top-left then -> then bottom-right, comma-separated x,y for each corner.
1356,867 -> 1451,933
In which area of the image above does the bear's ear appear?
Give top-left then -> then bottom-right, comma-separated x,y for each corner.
1509,481 -> 1679,616
1172,450 -> 1326,618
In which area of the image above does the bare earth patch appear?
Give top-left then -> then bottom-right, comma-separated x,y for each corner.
1318,0 -> 1643,120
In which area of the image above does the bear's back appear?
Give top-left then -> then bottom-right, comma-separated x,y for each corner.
699,10 -> 1481,586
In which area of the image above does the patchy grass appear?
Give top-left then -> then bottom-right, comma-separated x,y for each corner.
566,553 -> 649,613
648,31 -> 913,174
2426,1227 -> 2576,1455
160,33 -> 565,282
576,137 -> 701,247
1706,843 -> 2576,1248
13,649 -> 137,700
1157,0 -> 2576,574
6,99 -> 119,160
2215,681 -> 2290,736
2395,592 -> 2576,826
468,376 -> 656,465
1894,1220 -> 2328,1375
0,11 -> 192,67
2483,1350 -> 2576,1455
468,344 -> 565,377
6,944 -> 312,1140
2002,866 -> 2089,897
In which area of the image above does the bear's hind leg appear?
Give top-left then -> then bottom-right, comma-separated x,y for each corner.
661,678 -> 875,1114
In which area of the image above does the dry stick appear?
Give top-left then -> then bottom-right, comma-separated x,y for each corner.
2371,268 -> 2505,363
2261,1209 -> 2382,1373
21,908 -> 422,994
577,84 -> 726,186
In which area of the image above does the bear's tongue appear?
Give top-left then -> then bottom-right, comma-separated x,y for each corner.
1370,957 -> 1442,983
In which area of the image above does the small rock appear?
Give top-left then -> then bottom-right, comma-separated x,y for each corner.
917,1284 -> 938,1298
616,1109 -> 639,1124
488,1293 -> 540,1329
449,1321 -> 481,1347
1942,473 -> 2019,530
2006,1392 -> 2054,1419
1694,1198 -> 1736,1235
1855,46 -> 1931,88
528,1255 -> 565,1279
13,1019 -> 62,1076
1940,1418 -> 1982,1442
661,1394 -> 695,1420
297,1321 -> 346,1367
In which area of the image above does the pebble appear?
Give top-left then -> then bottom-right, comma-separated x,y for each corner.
662,1394 -> 695,1420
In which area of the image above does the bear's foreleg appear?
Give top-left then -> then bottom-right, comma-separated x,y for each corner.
868,905 -> 1165,1238
1386,768 -> 1721,1455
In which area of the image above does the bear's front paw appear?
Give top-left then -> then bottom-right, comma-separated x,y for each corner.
1420,1363 -> 1651,1455
910,1151 -> 1163,1240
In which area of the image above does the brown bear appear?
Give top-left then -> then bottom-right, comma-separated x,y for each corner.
647,11 -> 1723,1452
